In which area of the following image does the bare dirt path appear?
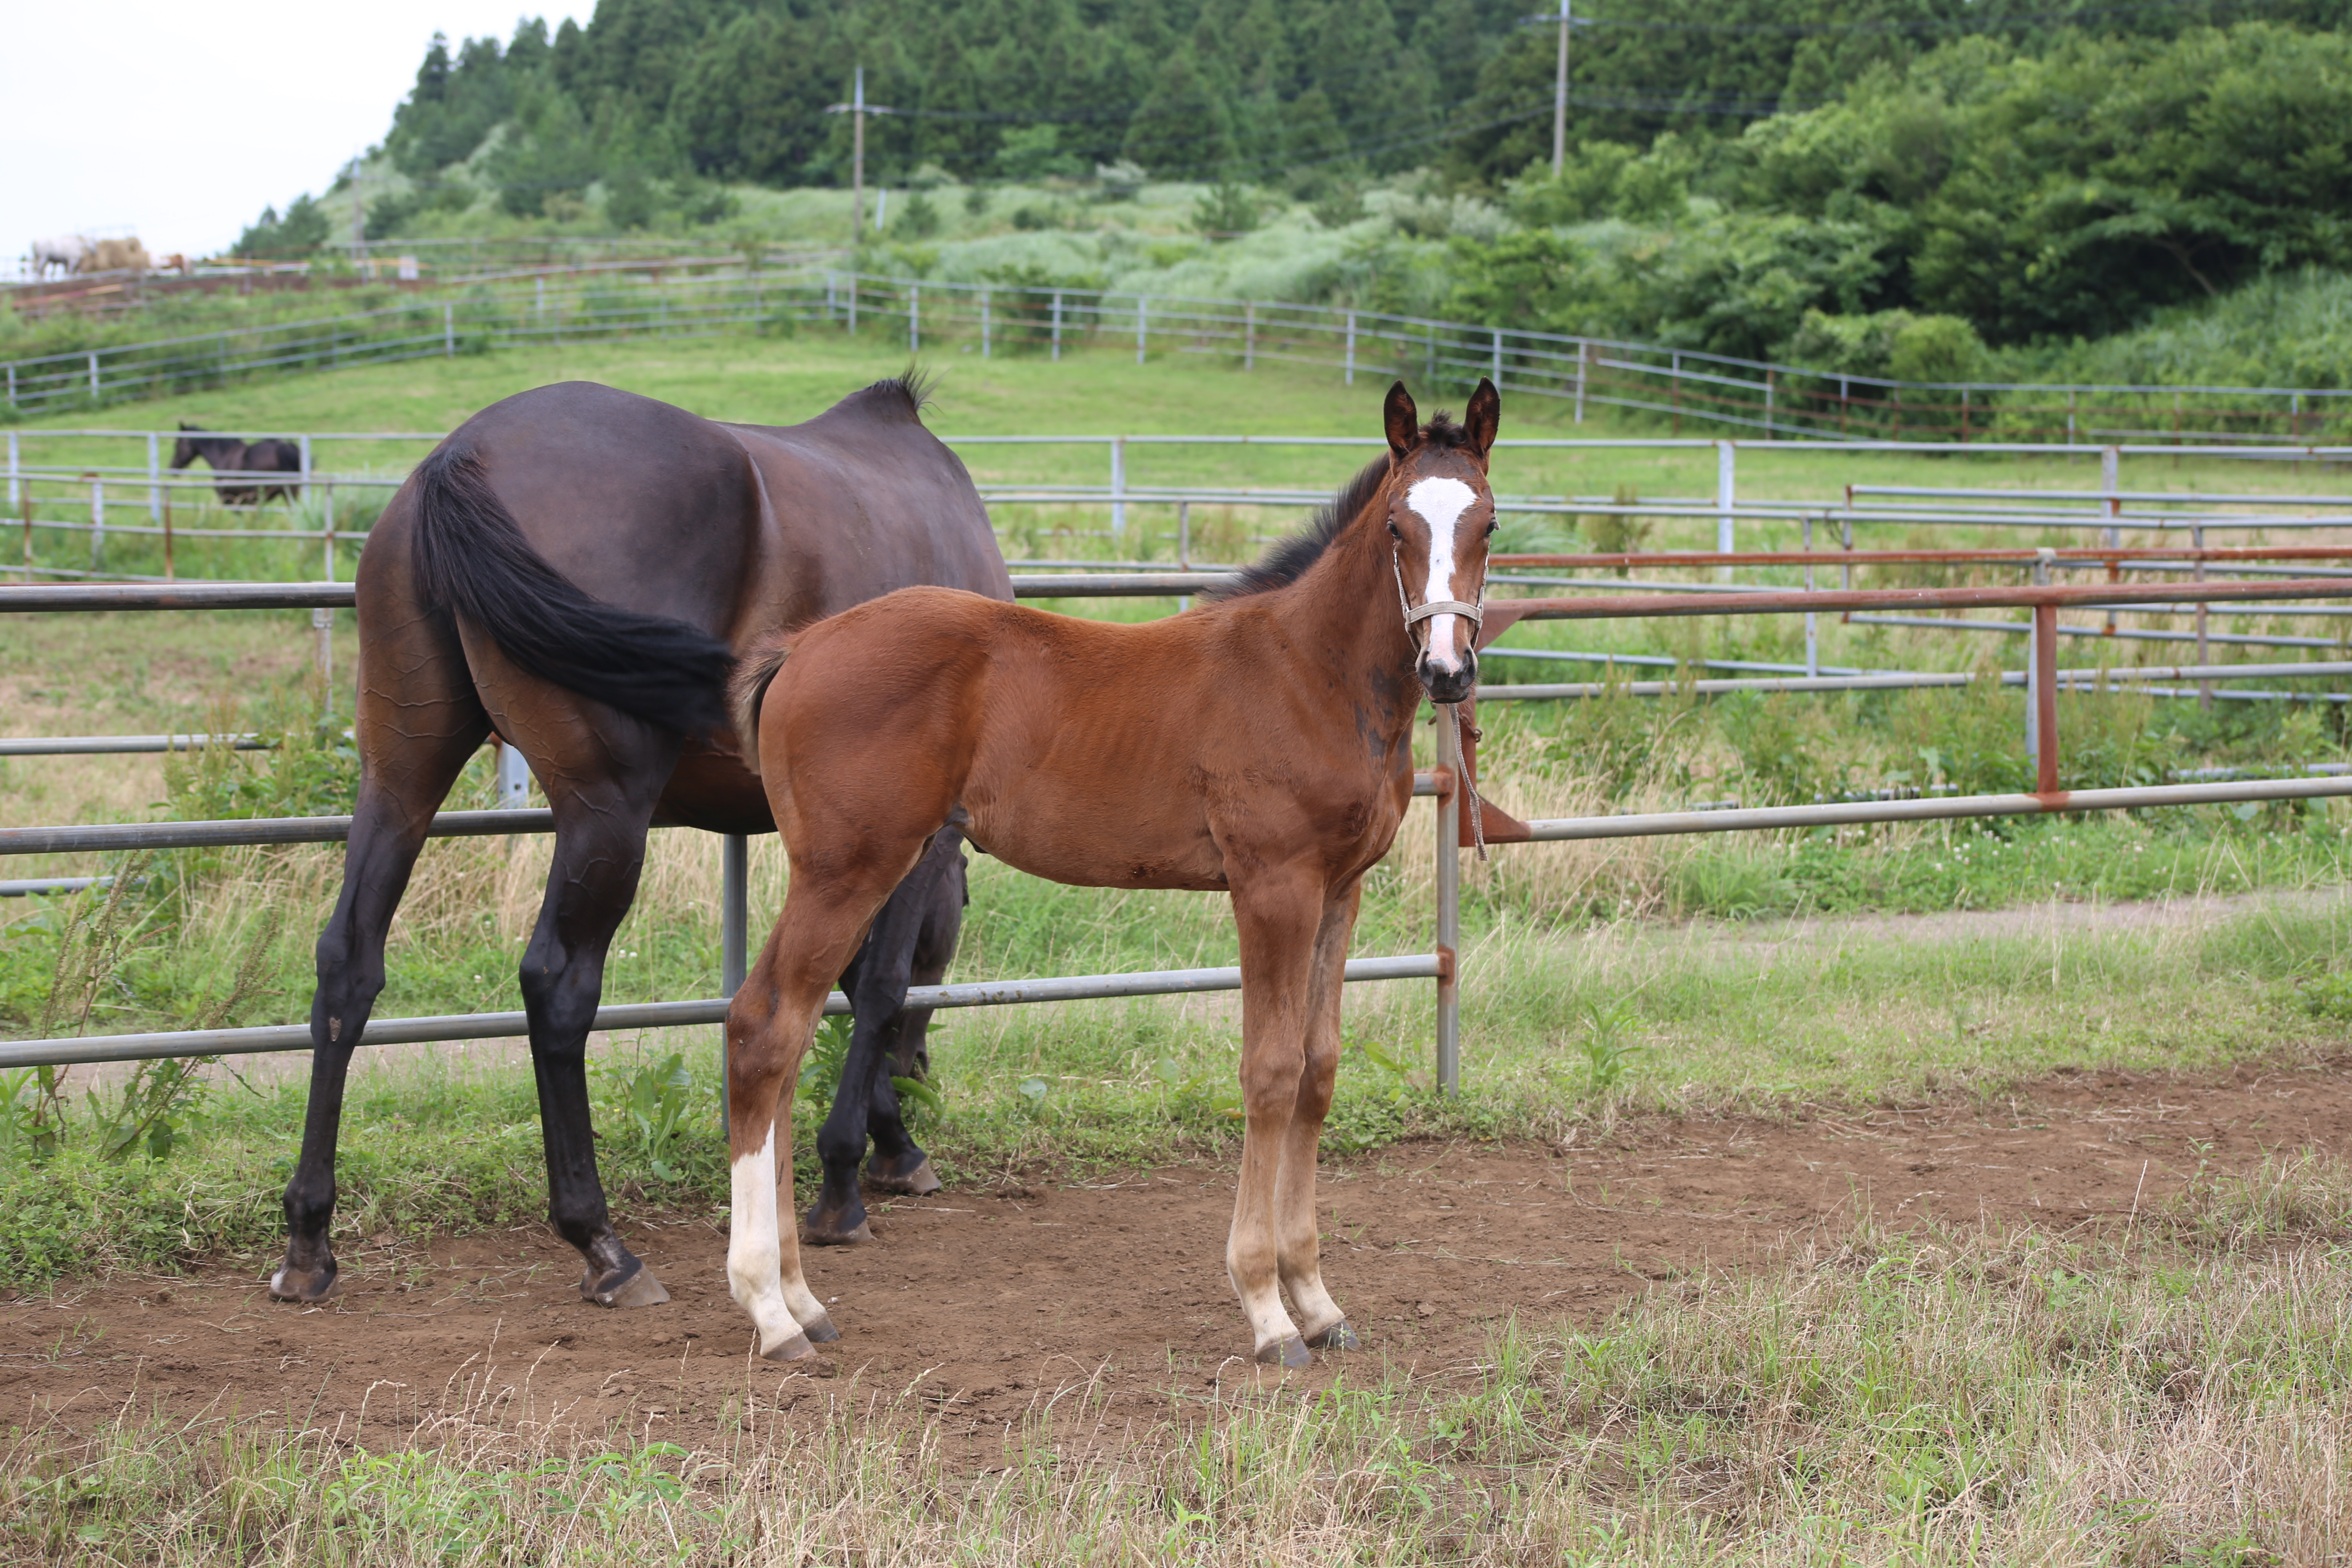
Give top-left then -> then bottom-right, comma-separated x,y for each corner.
8,1059 -> 2349,1458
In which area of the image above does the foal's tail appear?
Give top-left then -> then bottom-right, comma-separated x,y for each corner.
411,445 -> 736,733
728,638 -> 792,775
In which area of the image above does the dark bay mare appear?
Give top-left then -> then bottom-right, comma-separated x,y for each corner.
170,423 -> 303,506
271,376 -> 1011,1310
724,381 -> 1499,1365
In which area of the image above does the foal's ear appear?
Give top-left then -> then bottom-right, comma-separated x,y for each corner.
1383,381 -> 1419,458
1465,378 -> 1501,462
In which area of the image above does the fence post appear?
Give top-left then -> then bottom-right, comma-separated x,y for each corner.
1109,436 -> 1126,537
535,274 -> 545,323
849,274 -> 860,336
322,481 -> 336,581
2025,552 -> 2050,769
6,431 -> 16,510
1491,328 -> 1502,390
1574,341 -> 1587,424
1434,709 -> 1462,1096
1245,301 -> 1256,371
496,743 -> 531,808
721,831 -> 748,1126
147,433 -> 161,524
909,283 -> 920,354
1051,292 -> 1062,362
1715,441 -> 1735,576
1803,515 -> 1818,678
981,290 -> 991,359
298,436 -> 313,516
88,476 -> 103,570
2101,446 -> 2121,635
1136,296 -> 1147,366
443,303 -> 454,357
1765,369 -> 1775,439
2033,601 -> 2060,795
87,352 -> 99,402
5,364 -> 13,409
313,606 -> 336,716
2194,525 -> 2211,710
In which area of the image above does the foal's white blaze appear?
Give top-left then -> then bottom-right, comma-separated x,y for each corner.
726,1123 -> 802,1354
1406,476 -> 1479,667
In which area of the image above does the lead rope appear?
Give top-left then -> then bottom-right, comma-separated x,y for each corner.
1394,542 -> 1489,862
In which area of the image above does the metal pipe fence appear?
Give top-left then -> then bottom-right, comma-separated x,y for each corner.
0,570 -> 2346,1089
13,265 -> 2352,445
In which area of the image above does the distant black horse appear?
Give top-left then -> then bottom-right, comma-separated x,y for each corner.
170,423 -> 303,506
270,377 -> 1011,1313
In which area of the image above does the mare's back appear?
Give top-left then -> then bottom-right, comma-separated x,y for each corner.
731,382 -> 1010,608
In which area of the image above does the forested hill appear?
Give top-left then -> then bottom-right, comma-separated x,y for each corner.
375,0 -> 2352,197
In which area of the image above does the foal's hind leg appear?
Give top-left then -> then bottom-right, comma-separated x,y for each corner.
729,841 -> 929,1357
275,618 -> 488,1302
1277,879 -> 1363,1352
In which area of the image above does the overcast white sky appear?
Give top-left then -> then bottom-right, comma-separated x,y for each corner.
2,3 -> 587,264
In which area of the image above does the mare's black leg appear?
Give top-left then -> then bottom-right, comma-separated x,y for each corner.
803,827 -> 964,1245
866,830 -> 966,1191
274,639 -> 487,1302
525,758 -> 679,1307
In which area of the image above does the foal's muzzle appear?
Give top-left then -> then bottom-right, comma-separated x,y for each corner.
1417,648 -> 1477,706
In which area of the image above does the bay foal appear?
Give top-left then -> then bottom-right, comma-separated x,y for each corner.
725,381 -> 1499,1366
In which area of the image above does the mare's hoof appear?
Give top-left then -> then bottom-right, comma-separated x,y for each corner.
760,1331 -> 817,1363
801,1211 -> 875,1246
267,1262 -> 342,1303
581,1261 -> 670,1310
1255,1335 -> 1312,1370
798,1310 -> 841,1344
1306,1319 -> 1361,1352
867,1154 -> 941,1196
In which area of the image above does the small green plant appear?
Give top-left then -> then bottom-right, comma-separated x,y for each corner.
1583,483 -> 1651,560
1192,183 -> 1261,238
1572,998 -> 1645,1099
598,1050 -> 695,1181
796,1014 -> 853,1111
2299,969 -> 2352,1022
85,1056 -> 214,1163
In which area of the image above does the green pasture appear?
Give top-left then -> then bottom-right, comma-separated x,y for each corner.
4,332 -> 2352,1563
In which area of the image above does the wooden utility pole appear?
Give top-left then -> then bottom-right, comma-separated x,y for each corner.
1552,0 -> 1572,176
850,66 -> 866,245
828,68 -> 893,248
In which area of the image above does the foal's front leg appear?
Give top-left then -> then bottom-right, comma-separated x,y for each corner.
1228,875 -> 1327,1368
1275,879 -> 1364,1350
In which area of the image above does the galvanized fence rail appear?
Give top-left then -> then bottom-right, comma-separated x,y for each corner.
12,265 -> 2352,445
0,573 -> 2348,1087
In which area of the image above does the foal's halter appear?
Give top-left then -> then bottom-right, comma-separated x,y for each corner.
1390,515 -> 1492,860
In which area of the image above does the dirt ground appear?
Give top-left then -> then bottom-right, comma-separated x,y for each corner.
8,1059 -> 2350,1458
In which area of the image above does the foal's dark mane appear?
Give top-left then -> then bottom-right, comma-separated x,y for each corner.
1202,413 -> 1472,603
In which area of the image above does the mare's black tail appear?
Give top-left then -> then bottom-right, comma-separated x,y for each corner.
410,445 -> 735,733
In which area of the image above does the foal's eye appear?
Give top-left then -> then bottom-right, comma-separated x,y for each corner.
1485,518 -> 1498,537
1386,520 -> 1402,539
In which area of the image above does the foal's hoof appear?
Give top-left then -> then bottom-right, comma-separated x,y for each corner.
1255,1335 -> 1313,1370
581,1259 -> 670,1310
1306,1319 -> 1361,1352
267,1261 -> 342,1303
760,1330 -> 818,1363
797,1309 -> 842,1344
866,1152 -> 941,1196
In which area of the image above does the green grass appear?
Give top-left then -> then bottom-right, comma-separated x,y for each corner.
7,876 -> 2351,1287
